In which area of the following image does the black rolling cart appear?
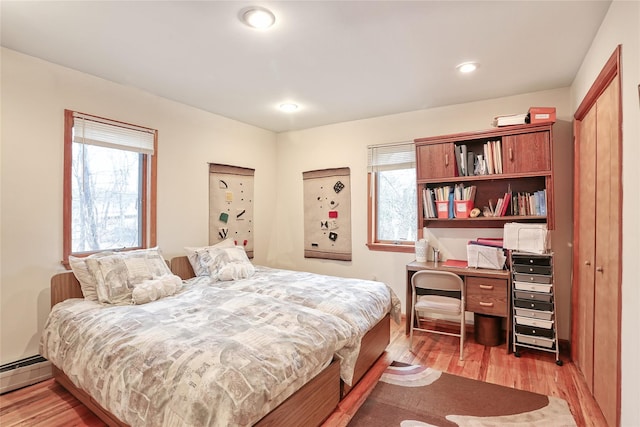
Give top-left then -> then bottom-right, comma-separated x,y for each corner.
510,251 -> 562,366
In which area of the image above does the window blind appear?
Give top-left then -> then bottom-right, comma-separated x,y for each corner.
367,141 -> 415,172
73,113 -> 155,155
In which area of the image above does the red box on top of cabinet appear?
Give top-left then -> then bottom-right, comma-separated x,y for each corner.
528,107 -> 556,124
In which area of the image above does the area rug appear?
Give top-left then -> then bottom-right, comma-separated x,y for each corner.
348,362 -> 576,427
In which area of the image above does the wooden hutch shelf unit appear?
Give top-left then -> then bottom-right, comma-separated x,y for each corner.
414,123 -> 555,229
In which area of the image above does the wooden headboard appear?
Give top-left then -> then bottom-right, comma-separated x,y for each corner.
51,260 -> 178,308
170,256 -> 196,280
51,272 -> 83,308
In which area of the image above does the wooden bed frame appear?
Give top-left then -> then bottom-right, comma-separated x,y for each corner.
50,262 -> 390,426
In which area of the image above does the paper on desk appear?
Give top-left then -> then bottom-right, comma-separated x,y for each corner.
466,244 -> 506,270
503,223 -> 549,254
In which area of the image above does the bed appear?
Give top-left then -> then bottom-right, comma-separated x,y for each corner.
170,255 -> 400,392
42,246 -> 399,426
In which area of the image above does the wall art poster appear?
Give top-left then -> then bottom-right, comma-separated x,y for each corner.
303,167 -> 352,261
209,163 -> 255,257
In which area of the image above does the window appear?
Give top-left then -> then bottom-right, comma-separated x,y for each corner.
63,110 -> 157,265
367,142 -> 416,252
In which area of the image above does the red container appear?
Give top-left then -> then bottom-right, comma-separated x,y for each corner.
454,200 -> 474,218
436,201 -> 449,219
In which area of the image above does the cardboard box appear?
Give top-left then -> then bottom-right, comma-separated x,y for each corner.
528,107 -> 556,124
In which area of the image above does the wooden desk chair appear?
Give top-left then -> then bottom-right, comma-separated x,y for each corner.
410,270 -> 466,360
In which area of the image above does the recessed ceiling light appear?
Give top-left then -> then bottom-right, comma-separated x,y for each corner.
456,62 -> 478,73
241,6 -> 276,29
279,103 -> 299,113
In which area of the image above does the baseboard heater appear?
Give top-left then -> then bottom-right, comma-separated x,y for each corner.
0,355 -> 51,394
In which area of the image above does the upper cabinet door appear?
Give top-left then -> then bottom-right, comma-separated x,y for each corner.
502,131 -> 551,174
416,142 -> 456,180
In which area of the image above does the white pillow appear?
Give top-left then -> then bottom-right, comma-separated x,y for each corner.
202,246 -> 255,281
84,247 -> 173,305
184,238 -> 236,277
132,274 -> 182,305
86,254 -> 131,305
69,251 -> 116,301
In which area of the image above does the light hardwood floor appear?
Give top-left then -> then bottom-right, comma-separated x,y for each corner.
1,318 -> 606,427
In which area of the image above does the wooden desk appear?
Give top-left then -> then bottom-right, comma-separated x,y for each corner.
406,261 -> 511,349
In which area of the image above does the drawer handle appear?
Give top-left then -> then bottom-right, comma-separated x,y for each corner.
479,284 -> 494,290
445,153 -> 449,166
509,147 -> 514,161
479,302 -> 494,307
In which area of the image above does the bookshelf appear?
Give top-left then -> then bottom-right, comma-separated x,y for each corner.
415,123 -> 554,229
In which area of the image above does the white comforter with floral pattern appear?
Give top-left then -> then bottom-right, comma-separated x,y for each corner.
40,282 -> 354,427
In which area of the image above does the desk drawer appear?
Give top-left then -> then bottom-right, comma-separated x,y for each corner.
514,290 -> 553,303
516,333 -> 555,349
515,315 -> 554,329
466,276 -> 508,316
514,299 -> 553,312
512,264 -> 552,275
514,281 -> 552,293
515,324 -> 554,338
513,273 -> 552,284
514,307 -> 553,320
511,255 -> 552,267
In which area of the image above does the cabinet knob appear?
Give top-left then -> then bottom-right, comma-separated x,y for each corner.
596,266 -> 604,272
584,260 -> 591,266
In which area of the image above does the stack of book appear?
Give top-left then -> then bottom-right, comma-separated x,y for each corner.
489,192 -> 511,217
512,190 -> 547,216
483,140 -> 502,174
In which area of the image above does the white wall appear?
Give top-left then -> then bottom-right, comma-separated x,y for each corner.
0,48 -> 278,365
274,87 -> 574,339
570,1 -> 640,425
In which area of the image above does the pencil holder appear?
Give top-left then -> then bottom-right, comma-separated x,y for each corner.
415,239 -> 428,262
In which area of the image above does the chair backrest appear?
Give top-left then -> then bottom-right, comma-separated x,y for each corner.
411,270 -> 464,295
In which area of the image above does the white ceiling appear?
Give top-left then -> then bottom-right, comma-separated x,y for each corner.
1,1 -> 611,133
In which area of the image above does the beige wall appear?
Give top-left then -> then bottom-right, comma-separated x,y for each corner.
274,88 -> 574,339
570,1 -> 640,424
0,48 -> 278,364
